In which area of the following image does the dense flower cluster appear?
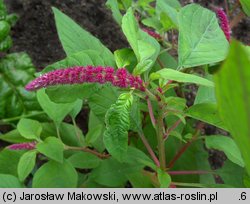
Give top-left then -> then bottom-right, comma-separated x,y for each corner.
25,66 -> 145,91
216,8 -> 231,42
8,142 -> 36,150
142,28 -> 162,40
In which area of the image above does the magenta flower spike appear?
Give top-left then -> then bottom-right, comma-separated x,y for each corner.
216,8 -> 231,42
25,66 -> 145,92
142,28 -> 162,40
8,142 -> 37,150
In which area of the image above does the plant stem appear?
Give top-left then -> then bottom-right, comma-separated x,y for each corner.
157,57 -> 164,69
167,137 -> 196,169
230,11 -> 245,29
65,146 -> 110,159
0,111 -> 45,124
156,107 -> 166,170
138,131 -> 160,167
163,118 -> 182,141
55,124 -> 62,141
167,122 -> 203,169
168,170 -> 215,175
147,98 -> 156,128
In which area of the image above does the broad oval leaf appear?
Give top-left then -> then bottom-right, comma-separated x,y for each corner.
205,135 -> 244,167
67,152 -> 101,169
17,150 -> 37,182
186,103 -> 228,131
36,137 -> 64,163
17,118 -> 42,140
178,4 -> 229,68
0,174 -> 23,188
90,157 -> 143,187
52,7 -> 115,66
157,168 -> 171,188
32,160 -> 78,188
122,8 -> 160,67
37,89 -> 78,125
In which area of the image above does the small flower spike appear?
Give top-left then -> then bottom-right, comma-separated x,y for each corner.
8,142 -> 37,150
216,8 -> 231,42
142,28 -> 162,40
25,66 -> 145,92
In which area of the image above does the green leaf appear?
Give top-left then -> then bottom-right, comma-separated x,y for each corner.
86,124 -> 103,145
240,0 -> 250,16
17,118 -> 42,140
114,48 -> 137,72
104,93 -> 133,162
0,53 -> 40,118
41,122 -> 84,147
52,7 -> 115,66
205,135 -> 244,167
133,59 -> 153,75
88,86 -> 120,121
122,8 -> 160,64
17,150 -> 37,182
36,137 -> 64,163
0,174 -> 23,188
0,20 -> 10,41
0,129 -> 31,143
67,152 -> 101,169
0,149 -> 25,176
150,68 -> 214,87
0,35 -> 12,51
194,73 -> 216,104
125,146 -> 156,170
106,0 -> 123,24
37,89 -> 78,125
186,103 -> 228,131
69,99 -> 83,119
32,160 -> 78,188
127,171 -> 154,188
156,0 -> 181,28
178,4 -> 229,68
0,0 -> 7,19
216,160 -> 245,187
157,168 -> 171,188
90,157 -> 143,187
129,96 -> 142,133
141,17 -> 162,31
214,41 -> 250,176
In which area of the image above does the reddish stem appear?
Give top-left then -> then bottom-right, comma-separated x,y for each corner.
167,123 -> 203,169
168,170 -> 214,175
147,98 -> 156,128
167,138 -> 195,169
139,132 -> 160,167
163,119 -> 182,140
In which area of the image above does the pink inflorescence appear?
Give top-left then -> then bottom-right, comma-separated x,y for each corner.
25,66 -> 145,92
142,28 -> 162,40
216,8 -> 231,42
8,142 -> 37,150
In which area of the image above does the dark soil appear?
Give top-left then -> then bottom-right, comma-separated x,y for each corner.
3,0 -> 250,180
6,0 -> 127,69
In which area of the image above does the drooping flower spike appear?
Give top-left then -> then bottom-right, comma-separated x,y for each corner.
8,142 -> 37,150
25,66 -> 145,92
216,8 -> 231,42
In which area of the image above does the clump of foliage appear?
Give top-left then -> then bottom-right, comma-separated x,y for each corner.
0,0 -> 250,188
